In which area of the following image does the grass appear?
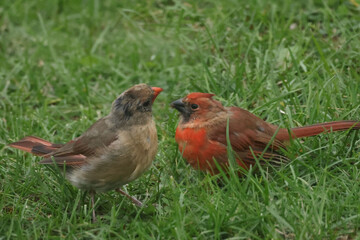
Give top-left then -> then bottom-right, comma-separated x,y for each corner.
1,0 -> 360,238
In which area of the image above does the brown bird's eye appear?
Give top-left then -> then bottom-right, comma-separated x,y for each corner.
191,104 -> 199,110
143,100 -> 151,107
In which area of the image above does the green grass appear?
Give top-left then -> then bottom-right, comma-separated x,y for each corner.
1,0 -> 360,238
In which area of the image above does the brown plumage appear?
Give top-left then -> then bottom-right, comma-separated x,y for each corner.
9,84 -> 163,221
171,92 -> 360,174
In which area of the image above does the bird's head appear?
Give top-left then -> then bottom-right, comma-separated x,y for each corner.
171,92 -> 225,124
112,84 -> 163,123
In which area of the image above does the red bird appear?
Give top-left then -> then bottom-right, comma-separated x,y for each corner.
171,92 -> 360,174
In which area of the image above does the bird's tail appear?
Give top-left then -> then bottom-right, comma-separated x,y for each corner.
9,136 -> 63,156
276,120 -> 360,141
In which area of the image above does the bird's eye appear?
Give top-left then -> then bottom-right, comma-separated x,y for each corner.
143,100 -> 151,107
191,104 -> 199,110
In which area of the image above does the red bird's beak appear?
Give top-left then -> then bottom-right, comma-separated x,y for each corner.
151,87 -> 163,103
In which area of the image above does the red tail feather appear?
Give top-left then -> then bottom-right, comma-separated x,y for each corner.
276,121 -> 360,141
9,136 -> 62,156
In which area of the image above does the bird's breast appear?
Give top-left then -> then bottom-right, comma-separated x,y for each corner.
126,122 -> 158,181
175,127 -> 226,170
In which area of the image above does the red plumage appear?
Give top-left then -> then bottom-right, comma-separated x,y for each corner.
171,93 -> 360,174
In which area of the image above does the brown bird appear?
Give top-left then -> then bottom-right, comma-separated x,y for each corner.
171,92 -> 360,174
9,84 -> 163,221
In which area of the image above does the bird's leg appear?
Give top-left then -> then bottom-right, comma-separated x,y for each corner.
116,188 -> 143,207
90,190 -> 97,223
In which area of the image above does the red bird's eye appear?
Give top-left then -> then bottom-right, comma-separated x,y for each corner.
191,104 -> 199,110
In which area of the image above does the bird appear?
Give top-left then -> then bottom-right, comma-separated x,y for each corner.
8,83 -> 163,222
171,92 -> 360,174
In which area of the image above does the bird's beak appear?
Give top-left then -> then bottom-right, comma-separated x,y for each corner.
151,87 -> 163,103
170,98 -> 186,113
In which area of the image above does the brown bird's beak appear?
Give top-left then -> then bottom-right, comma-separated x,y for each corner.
170,98 -> 186,113
151,87 -> 163,103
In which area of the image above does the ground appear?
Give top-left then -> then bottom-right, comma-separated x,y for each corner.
1,0 -> 360,239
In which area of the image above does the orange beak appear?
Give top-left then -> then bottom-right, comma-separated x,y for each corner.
151,87 -> 163,103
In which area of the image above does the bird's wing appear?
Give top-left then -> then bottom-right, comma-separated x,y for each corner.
39,117 -> 118,166
208,107 -> 289,166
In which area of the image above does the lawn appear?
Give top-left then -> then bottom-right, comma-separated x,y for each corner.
1,0 -> 360,239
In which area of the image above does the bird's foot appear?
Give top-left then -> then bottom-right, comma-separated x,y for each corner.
90,190 -> 97,223
116,188 -> 144,207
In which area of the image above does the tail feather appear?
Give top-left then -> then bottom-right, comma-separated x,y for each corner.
276,121 -> 360,141
9,136 -> 63,156
15,136 -> 54,146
